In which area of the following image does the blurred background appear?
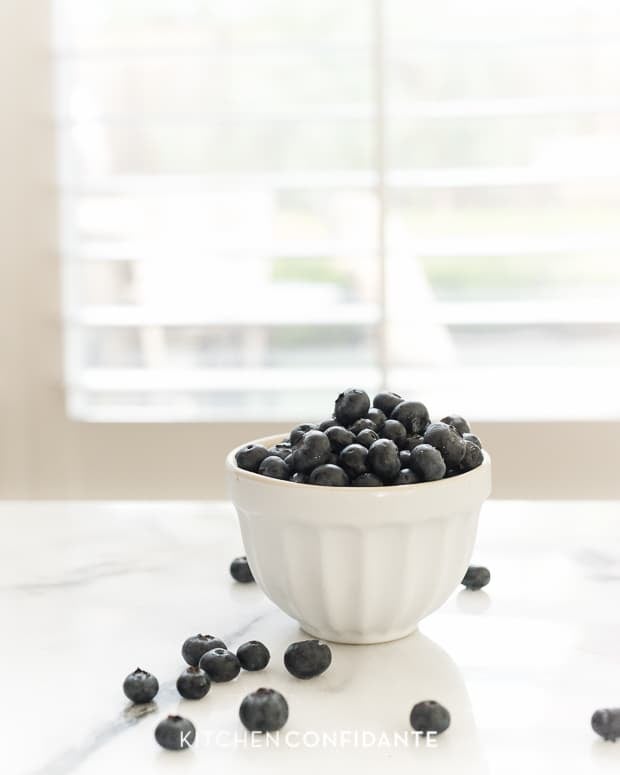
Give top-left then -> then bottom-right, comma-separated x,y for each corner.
1,0 -> 619,498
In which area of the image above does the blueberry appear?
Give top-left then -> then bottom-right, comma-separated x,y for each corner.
290,423 -> 318,445
154,715 -> 196,751
284,639 -> 332,679
309,463 -> 349,486
367,438 -> 400,483
176,666 -> 211,700
237,640 -> 271,671
290,430 -> 331,473
318,418 -> 338,431
373,391 -> 403,416
367,407 -> 387,430
258,455 -> 290,480
393,468 -> 422,485
462,565 -> 490,590
334,388 -> 370,426
410,700 -> 451,736
182,634 -> 227,666
352,473 -> 383,486
591,708 -> 620,742
390,401 -> 430,435
463,432 -> 482,449
239,688 -> 289,733
199,648 -> 241,682
399,450 -> 411,468
356,428 -> 379,448
441,414 -> 470,435
123,668 -> 159,704
230,556 -> 254,584
381,419 -> 407,447
459,440 -> 483,472
325,425 -> 356,453
290,472 -> 309,484
339,443 -> 368,478
410,444 -> 446,481
348,417 -> 376,434
267,442 -> 292,460
401,434 -> 425,452
235,444 -> 269,472
424,422 -> 466,468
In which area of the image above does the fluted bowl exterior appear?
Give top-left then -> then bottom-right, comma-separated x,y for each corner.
226,434 -> 492,644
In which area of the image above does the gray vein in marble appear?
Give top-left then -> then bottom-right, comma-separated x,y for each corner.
2,561 -> 161,594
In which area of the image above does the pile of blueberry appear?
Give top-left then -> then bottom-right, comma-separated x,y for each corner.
235,388 -> 484,486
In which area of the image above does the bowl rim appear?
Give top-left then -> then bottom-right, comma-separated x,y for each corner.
226,433 -> 491,494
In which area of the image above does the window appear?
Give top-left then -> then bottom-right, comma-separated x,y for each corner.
55,0 -> 620,422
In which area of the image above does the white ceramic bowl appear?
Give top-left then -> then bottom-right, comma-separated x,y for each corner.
226,434 -> 492,644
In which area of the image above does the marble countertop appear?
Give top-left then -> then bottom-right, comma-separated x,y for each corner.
2,500 -> 620,775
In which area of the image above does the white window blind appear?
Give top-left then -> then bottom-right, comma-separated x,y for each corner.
54,0 -> 620,422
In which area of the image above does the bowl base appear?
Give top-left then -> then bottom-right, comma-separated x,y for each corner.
299,621 -> 419,645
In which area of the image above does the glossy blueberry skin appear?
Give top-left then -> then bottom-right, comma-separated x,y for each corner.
334,388 -> 371,426
123,668 -> 159,704
352,472 -> 383,486
356,428 -> 380,448
290,423 -> 318,445
393,468 -> 422,485
290,430 -> 331,473
235,444 -> 269,472
462,565 -> 490,590
339,443 -> 368,478
154,715 -> 196,751
318,418 -> 338,431
441,414 -> 470,435
309,463 -> 349,486
410,700 -> 451,736
390,401 -> 430,435
463,432 -> 482,449
424,422 -> 467,468
290,472 -> 309,484
348,417 -> 376,435
230,556 -> 254,584
459,440 -> 483,472
237,640 -> 271,671
182,634 -> 227,666
239,688 -> 289,733
325,425 -> 356,453
410,443 -> 446,481
591,708 -> 620,741
267,442 -> 292,460
199,648 -> 241,682
258,455 -> 290,480
381,419 -> 407,447
284,640 -> 332,679
402,434 -> 425,452
372,391 -> 403,416
367,407 -> 387,430
176,666 -> 211,700
399,450 -> 411,469
367,438 -> 400,483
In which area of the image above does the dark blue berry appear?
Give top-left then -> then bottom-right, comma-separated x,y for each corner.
284,640 -> 332,679
290,430 -> 331,473
591,708 -> 620,741
424,422 -> 466,468
349,417 -> 376,434
230,556 -> 254,584
237,640 -> 270,671
399,450 -> 411,468
339,443 -> 368,478
410,700 -> 451,736
410,444 -> 446,481
318,418 -> 338,431
402,434 -> 425,451
459,440 -> 483,472
463,432 -> 482,448
352,473 -> 383,486
393,468 -> 422,485
381,419 -> 407,447
325,425 -> 356,452
356,428 -> 379,448
367,407 -> 387,429
154,715 -> 196,751
290,472 -> 309,484
290,423 -> 318,445
258,455 -> 290,480
334,388 -> 370,426
462,565 -> 490,590
309,463 -> 349,486
176,666 -> 210,700
373,391 -> 403,416
441,414 -> 470,435
367,438 -> 400,483
390,401 -> 430,435
199,648 -> 241,682
239,688 -> 289,733
235,444 -> 269,472
123,668 -> 159,704
267,442 -> 292,460
182,634 -> 227,666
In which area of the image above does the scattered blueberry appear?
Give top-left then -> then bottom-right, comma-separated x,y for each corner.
381,419 -> 407,447
325,425 -> 356,453
284,639 -> 332,679
258,455 -> 290,480
349,417 -> 376,434
154,715 -> 196,751
391,401 -> 430,435
356,428 -> 380,448
463,432 -> 482,449
441,414 -> 470,435
352,473 -> 383,486
290,430 -> 331,473
230,556 -> 254,584
373,391 -> 403,416
309,463 -> 349,486
462,565 -> 490,590
393,468 -> 422,485
176,666 -> 211,700
367,438 -> 400,483
591,708 -> 620,742
123,668 -> 159,704
367,407 -> 387,429
334,388 -> 370,426
290,423 -> 318,445
424,422 -> 467,468
459,440 -> 484,472
199,648 -> 241,682
182,634 -> 227,666
235,444 -> 269,472
239,688 -> 289,733
339,443 -> 369,478
410,444 -> 446,481
237,640 -> 271,671
410,700 -> 451,736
